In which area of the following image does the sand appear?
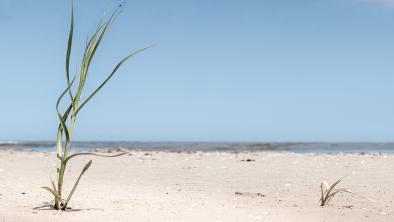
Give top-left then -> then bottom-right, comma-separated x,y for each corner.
0,149 -> 393,222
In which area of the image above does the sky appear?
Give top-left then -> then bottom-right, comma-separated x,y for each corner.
0,0 -> 393,142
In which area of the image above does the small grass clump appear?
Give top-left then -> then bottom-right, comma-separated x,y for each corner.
319,177 -> 354,206
41,3 -> 152,210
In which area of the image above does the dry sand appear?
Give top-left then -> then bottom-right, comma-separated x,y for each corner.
0,149 -> 393,222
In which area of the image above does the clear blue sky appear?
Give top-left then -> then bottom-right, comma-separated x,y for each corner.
0,0 -> 393,142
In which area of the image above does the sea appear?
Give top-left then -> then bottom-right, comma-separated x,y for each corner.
0,141 -> 394,154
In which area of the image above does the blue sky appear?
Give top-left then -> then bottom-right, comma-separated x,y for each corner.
0,0 -> 393,142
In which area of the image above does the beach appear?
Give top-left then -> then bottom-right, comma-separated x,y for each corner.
0,149 -> 393,222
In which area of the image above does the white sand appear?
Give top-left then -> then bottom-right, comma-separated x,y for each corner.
0,150 -> 393,222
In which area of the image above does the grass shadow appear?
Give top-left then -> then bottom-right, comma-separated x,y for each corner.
33,202 -> 104,212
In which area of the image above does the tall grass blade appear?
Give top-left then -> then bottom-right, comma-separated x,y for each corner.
66,4 -> 74,103
323,178 -> 342,203
73,45 -> 154,116
73,13 -> 115,110
63,160 -> 92,208
56,73 -> 77,154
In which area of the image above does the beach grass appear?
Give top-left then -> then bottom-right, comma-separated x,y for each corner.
41,3 -> 152,210
320,177 -> 354,206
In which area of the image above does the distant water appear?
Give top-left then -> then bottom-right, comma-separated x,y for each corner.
1,141 -> 394,153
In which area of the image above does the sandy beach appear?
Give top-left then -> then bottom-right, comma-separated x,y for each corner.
0,149 -> 393,222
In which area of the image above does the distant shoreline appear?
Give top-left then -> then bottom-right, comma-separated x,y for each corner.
1,141 -> 394,153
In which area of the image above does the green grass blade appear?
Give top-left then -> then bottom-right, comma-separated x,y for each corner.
56,104 -> 73,156
66,3 -> 74,104
64,152 -> 128,164
320,183 -> 324,203
56,73 -> 77,154
83,8 -> 120,65
73,45 -> 154,117
56,128 -> 63,159
73,14 -> 115,110
325,190 -> 343,204
324,178 -> 343,202
50,178 -> 57,193
63,160 -> 92,208
41,186 -> 62,201
50,177 -> 61,207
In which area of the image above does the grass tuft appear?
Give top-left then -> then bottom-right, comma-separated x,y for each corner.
41,2 -> 153,210
319,177 -> 354,206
